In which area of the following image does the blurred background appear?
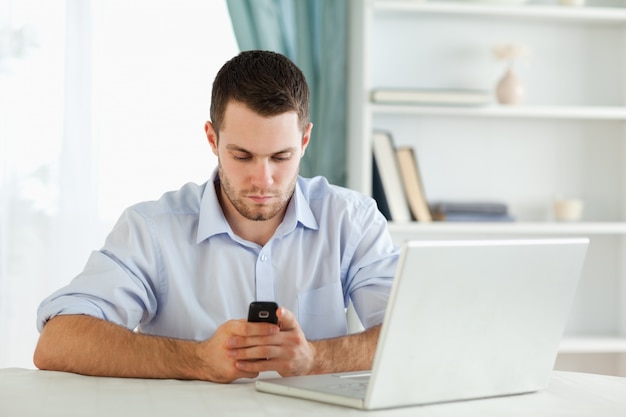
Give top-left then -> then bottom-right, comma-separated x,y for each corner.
0,0 -> 236,368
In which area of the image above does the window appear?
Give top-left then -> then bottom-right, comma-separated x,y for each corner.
0,0 -> 238,368
93,0 -> 238,224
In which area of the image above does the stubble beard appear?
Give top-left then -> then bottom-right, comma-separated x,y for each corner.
217,163 -> 298,222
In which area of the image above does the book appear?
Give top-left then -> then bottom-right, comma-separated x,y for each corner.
430,201 -> 515,222
395,146 -> 432,222
372,154 -> 392,221
371,88 -> 491,107
371,131 -> 412,222
432,212 -> 515,222
430,201 -> 509,216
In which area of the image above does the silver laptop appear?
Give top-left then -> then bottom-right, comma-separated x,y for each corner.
256,238 -> 589,410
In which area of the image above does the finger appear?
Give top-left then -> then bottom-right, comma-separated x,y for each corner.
228,333 -> 280,352
276,307 -> 297,331
228,325 -> 279,350
226,319 -> 278,336
220,319 -> 250,336
230,344 -> 279,361
244,321 -> 280,336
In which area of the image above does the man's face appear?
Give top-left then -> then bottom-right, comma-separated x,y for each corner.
206,101 -> 311,222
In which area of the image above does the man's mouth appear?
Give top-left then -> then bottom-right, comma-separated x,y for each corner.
248,195 -> 273,204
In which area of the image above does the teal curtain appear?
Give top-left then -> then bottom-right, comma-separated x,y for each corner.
226,0 -> 348,186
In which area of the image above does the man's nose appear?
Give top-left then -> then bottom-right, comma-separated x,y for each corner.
250,160 -> 274,189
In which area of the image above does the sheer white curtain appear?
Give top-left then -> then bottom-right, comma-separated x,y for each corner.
0,0 -> 238,368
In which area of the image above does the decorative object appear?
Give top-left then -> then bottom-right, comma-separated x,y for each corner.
553,197 -> 584,221
495,68 -> 524,105
492,43 -> 531,105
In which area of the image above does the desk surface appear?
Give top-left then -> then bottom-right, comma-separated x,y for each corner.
1,368 -> 625,416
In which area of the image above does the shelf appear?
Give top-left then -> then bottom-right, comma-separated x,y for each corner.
374,1 -> 626,23
371,104 -> 626,121
353,0 -> 626,377
560,336 -> 626,354
387,222 -> 626,236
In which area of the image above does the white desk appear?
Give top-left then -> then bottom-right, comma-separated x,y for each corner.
1,368 -> 625,416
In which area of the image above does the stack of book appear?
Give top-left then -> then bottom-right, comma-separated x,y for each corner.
371,88 -> 491,107
372,131 -> 432,222
430,201 -> 515,222
371,131 -> 513,224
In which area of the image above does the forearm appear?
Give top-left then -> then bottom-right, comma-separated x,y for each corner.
308,324 -> 381,375
33,315 -> 201,380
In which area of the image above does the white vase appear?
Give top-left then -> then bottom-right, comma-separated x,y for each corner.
496,66 -> 524,105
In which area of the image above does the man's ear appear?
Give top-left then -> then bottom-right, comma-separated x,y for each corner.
205,121 -> 219,156
301,122 -> 313,156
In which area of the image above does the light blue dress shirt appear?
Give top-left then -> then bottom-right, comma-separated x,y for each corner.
37,171 -> 399,341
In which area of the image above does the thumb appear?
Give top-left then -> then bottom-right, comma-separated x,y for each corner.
276,307 -> 297,331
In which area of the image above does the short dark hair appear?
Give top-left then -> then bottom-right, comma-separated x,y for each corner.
210,50 -> 310,135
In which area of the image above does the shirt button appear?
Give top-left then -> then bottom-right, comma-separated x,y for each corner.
260,254 -> 268,262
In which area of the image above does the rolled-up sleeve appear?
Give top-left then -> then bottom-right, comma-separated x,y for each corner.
343,199 -> 399,329
37,207 -> 161,332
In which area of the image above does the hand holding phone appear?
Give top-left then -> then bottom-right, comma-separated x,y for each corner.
247,301 -> 279,324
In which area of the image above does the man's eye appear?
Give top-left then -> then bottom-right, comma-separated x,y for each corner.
233,155 -> 251,161
273,154 -> 291,162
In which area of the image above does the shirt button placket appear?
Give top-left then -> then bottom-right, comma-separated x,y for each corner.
256,248 -> 275,301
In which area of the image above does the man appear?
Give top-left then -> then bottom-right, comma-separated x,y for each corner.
34,50 -> 398,383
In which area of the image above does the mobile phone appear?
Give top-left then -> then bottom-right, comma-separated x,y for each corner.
247,301 -> 279,324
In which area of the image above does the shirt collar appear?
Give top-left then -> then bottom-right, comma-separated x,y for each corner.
196,169 -> 318,244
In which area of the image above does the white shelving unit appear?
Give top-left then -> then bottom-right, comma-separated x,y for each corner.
348,0 -> 626,376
